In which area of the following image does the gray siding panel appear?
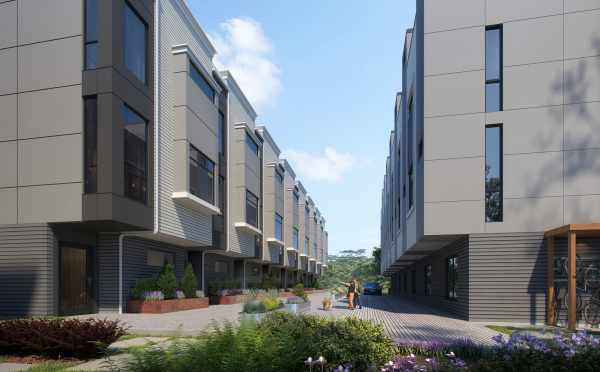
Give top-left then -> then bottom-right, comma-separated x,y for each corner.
97,233 -> 119,312
0,224 -> 56,317
468,232 -> 547,324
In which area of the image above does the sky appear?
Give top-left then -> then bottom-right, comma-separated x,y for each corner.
187,0 -> 416,256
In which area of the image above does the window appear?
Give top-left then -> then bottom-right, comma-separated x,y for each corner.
246,190 -> 259,228
246,134 -> 259,155
124,2 -> 147,83
446,256 -> 458,300
215,261 -> 228,273
424,264 -> 432,296
313,242 -> 318,258
147,250 -> 174,267
189,145 -> 215,204
305,206 -> 310,235
293,227 -> 299,250
397,197 -> 401,228
407,96 -> 414,210
411,270 -> 417,294
84,97 -> 98,193
304,237 -> 309,256
218,111 -> 225,155
123,105 -> 147,204
294,192 -> 299,204
275,170 -> 284,185
485,25 -> 502,112
190,61 -> 216,102
403,272 -> 407,293
485,125 -> 503,222
275,213 -> 283,241
84,0 -> 98,69
218,176 -> 225,211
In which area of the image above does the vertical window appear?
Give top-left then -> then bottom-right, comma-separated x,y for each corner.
123,105 -> 147,204
245,190 -> 259,228
305,206 -> 310,236
218,176 -> 225,211
246,134 -> 259,155
424,264 -> 432,296
411,270 -> 417,294
189,145 -> 215,204
275,213 -> 283,241
313,242 -> 317,258
190,62 -> 216,102
446,256 -> 458,300
407,96 -> 414,210
124,2 -> 147,84
485,125 -> 503,222
403,272 -> 407,293
293,227 -> 299,250
84,0 -> 98,69
218,111 -> 226,155
305,237 -> 309,256
84,97 -> 98,193
485,25 -> 502,112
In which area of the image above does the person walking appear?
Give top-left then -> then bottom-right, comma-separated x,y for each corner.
353,279 -> 362,309
341,279 -> 356,309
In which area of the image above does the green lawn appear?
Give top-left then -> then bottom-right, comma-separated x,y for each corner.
25,361 -> 78,372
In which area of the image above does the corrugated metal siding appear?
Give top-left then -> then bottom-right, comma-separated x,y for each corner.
0,224 -> 56,317
97,233 -> 120,312
396,237 -> 469,319
156,0 -> 212,245
469,232 -> 546,323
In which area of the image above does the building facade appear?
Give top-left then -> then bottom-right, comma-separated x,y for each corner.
0,0 -> 328,318
381,0 -> 600,324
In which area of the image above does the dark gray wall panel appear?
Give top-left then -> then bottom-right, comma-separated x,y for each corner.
468,232 -> 546,324
0,224 -> 56,317
97,233 -> 119,312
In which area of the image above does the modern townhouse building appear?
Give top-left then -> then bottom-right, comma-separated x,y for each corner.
381,0 -> 600,324
282,159 -> 300,286
0,0 -> 327,318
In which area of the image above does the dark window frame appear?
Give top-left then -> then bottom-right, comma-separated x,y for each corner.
293,227 -> 299,250
123,1 -> 148,84
446,256 -> 458,300
189,60 -> 216,103
84,96 -> 98,193
407,95 -> 414,211
123,104 -> 148,204
485,25 -> 503,112
275,213 -> 283,241
189,144 -> 215,205
411,269 -> 417,295
485,124 -> 503,222
218,110 -> 226,155
246,133 -> 260,156
424,264 -> 432,296
84,0 -> 98,69
245,190 -> 259,228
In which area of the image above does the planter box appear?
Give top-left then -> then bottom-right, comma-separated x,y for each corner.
279,292 -> 296,298
210,294 -> 245,305
284,301 -> 311,314
127,297 -> 209,313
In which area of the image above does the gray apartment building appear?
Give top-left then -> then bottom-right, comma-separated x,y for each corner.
381,0 -> 600,324
0,0 -> 328,318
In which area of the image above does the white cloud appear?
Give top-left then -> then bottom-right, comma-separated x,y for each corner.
210,17 -> 281,110
283,147 -> 357,183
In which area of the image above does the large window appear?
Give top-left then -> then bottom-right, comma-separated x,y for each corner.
485,125 -> 503,222
446,256 -> 458,300
84,97 -> 98,193
407,96 -> 414,210
424,264 -> 432,296
305,206 -> 310,235
218,176 -> 225,211
190,61 -> 215,102
218,111 -> 225,155
189,145 -> 215,204
246,134 -> 259,155
275,213 -> 283,241
246,190 -> 259,228
123,105 -> 147,204
485,25 -> 502,112
304,237 -> 309,256
313,242 -> 318,258
124,2 -> 147,84
293,227 -> 299,250
84,0 -> 98,69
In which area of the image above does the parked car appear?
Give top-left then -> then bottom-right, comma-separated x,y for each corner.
363,282 -> 382,296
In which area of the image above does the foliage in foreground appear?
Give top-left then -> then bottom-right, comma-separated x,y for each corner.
125,313 -> 397,372
0,318 -> 127,359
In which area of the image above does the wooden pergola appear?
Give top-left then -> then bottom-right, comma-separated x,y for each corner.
545,223 -> 600,330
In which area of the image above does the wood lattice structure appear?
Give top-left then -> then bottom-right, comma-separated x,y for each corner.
545,224 -> 600,330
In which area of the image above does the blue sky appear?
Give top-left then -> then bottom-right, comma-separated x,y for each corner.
188,1 -> 416,255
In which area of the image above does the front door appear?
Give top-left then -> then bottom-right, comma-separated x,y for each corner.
60,245 -> 96,315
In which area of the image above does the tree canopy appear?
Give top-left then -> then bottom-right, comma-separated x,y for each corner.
317,247 -> 388,291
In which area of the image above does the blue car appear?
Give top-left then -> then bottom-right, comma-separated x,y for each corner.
363,282 -> 383,296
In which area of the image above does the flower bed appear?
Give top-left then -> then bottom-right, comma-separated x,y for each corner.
127,297 -> 209,313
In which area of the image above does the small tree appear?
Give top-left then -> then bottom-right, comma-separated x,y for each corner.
157,263 -> 178,299
180,263 -> 198,298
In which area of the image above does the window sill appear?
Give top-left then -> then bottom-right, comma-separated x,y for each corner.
234,222 -> 262,236
286,247 -> 298,252
172,192 -> 221,215
266,238 -> 285,248
309,258 -> 316,262
299,253 -> 308,257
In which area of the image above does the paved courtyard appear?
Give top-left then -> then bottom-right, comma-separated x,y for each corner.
76,292 -> 497,344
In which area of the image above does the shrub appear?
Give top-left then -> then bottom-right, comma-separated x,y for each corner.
292,283 -> 308,301
180,264 -> 198,298
243,300 -> 267,314
0,318 -> 127,359
143,291 -> 164,301
157,264 -> 178,299
131,278 -> 157,300
261,297 -> 281,312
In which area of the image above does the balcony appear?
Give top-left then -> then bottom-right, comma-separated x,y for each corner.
172,191 -> 221,215
234,222 -> 262,236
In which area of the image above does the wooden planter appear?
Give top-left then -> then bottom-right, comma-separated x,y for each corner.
209,294 -> 245,305
127,297 -> 209,313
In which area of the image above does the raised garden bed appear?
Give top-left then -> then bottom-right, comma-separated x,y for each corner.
127,297 -> 209,313
284,301 -> 311,314
210,294 -> 246,305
